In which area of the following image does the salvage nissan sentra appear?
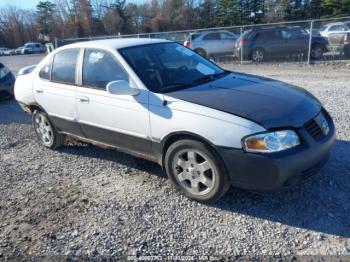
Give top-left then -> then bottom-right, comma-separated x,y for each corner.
14,39 -> 335,203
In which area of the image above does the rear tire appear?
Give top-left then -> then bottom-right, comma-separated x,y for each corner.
164,139 -> 230,203
252,48 -> 265,62
311,44 -> 323,60
194,48 -> 207,58
344,45 -> 350,59
32,109 -> 65,149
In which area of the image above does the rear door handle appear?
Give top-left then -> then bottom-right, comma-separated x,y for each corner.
78,96 -> 89,103
34,88 -> 43,93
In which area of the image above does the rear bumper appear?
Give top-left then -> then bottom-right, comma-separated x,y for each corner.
217,111 -> 336,191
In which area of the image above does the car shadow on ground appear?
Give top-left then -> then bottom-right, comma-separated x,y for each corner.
0,100 -> 31,125
59,137 -> 350,238
214,139 -> 350,238
4,100 -> 347,237
58,141 -> 164,178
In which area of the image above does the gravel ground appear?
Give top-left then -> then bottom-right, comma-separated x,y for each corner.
0,55 -> 349,259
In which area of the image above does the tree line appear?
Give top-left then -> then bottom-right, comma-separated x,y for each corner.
0,0 -> 349,48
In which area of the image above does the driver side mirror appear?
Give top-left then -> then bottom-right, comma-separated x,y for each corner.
106,80 -> 139,96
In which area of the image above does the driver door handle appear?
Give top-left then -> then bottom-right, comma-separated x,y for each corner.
78,96 -> 89,104
34,87 -> 43,93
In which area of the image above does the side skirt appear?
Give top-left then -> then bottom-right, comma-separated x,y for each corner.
59,131 -> 160,164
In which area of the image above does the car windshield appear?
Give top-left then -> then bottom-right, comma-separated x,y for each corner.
319,25 -> 328,31
119,42 -> 227,93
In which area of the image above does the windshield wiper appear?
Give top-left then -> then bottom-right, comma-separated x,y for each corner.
160,82 -> 194,93
193,71 -> 230,84
159,71 -> 230,93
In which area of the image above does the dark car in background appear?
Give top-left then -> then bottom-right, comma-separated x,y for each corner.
0,63 -> 15,99
22,42 -> 45,54
235,26 -> 329,62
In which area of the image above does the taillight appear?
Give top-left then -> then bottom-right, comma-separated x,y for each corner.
237,39 -> 247,47
184,41 -> 191,47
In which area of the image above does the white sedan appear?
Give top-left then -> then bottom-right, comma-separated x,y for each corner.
14,38 -> 335,202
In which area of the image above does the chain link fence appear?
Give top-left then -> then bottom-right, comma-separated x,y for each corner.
56,16 -> 350,65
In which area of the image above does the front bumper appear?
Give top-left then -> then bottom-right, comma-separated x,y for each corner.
218,110 -> 336,191
0,72 -> 15,97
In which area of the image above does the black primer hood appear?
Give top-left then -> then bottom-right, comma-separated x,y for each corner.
166,72 -> 321,129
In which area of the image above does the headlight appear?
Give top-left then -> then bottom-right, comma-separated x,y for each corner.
243,130 -> 300,153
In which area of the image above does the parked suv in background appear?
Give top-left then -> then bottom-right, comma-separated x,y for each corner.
22,42 -> 45,54
184,30 -> 239,58
235,26 -> 329,62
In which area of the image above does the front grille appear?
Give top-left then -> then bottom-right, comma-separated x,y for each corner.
304,118 -> 325,141
302,157 -> 328,180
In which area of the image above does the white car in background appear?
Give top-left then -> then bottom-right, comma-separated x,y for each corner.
319,22 -> 349,38
184,30 -> 239,58
14,38 -> 335,203
0,48 -> 8,56
22,42 -> 45,54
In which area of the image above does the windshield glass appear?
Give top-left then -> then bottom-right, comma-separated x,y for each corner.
319,25 -> 328,31
119,42 -> 226,93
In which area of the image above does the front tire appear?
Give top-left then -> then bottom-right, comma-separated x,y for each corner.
194,48 -> 207,58
164,139 -> 230,203
32,110 -> 65,149
344,45 -> 350,59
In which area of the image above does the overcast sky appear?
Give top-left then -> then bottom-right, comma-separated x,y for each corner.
0,0 -> 144,9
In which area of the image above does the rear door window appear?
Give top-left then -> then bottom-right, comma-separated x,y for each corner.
258,30 -> 281,41
203,33 -> 220,40
51,49 -> 80,85
220,32 -> 235,40
329,25 -> 347,32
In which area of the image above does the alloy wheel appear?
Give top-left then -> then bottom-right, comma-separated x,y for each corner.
172,149 -> 215,196
34,113 -> 54,146
311,46 -> 322,59
252,50 -> 264,62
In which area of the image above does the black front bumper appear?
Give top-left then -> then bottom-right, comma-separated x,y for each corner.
0,72 -> 15,98
218,110 -> 336,191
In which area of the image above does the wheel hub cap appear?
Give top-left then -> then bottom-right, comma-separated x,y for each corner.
173,150 -> 215,196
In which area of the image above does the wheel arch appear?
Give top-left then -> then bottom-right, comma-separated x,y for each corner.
160,131 -> 229,180
26,103 -> 46,115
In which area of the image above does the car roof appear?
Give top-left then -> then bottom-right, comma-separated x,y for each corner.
60,38 -> 171,50
191,30 -> 233,35
324,22 -> 346,27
